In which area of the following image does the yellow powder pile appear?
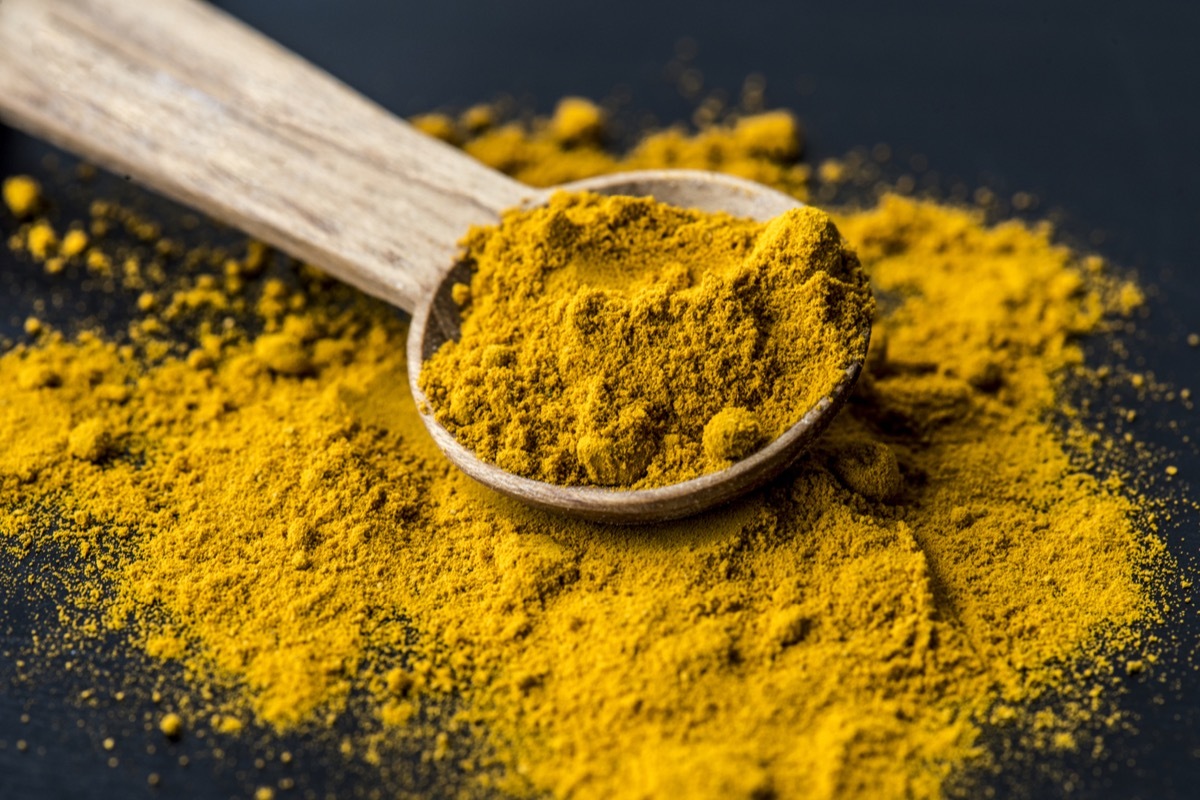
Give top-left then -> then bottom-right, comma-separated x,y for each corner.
420,191 -> 872,487
0,98 -> 1174,799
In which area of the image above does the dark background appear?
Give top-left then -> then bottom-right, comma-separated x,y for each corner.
2,1 -> 1199,797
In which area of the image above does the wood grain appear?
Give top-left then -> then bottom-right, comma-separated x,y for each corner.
0,0 -> 529,312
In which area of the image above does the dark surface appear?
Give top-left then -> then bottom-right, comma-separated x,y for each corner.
2,1 -> 1199,798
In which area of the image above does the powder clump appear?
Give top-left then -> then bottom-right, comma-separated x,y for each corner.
254,332 -> 313,376
159,712 -> 184,740
702,406 -> 764,463
549,96 -> 607,144
67,418 -> 115,462
3,174 -> 41,217
420,192 -> 873,488
825,438 -> 902,501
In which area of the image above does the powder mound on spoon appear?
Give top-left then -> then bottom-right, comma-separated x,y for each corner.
419,189 -> 874,489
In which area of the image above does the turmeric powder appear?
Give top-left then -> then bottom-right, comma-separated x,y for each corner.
420,191 -> 872,486
2,174 -> 40,217
433,99 -> 810,196
0,98 -> 1180,800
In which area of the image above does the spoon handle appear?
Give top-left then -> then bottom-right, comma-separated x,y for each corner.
0,0 -> 528,312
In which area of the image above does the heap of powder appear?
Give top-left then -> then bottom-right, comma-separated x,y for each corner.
419,190 -> 872,487
0,98 -> 1175,800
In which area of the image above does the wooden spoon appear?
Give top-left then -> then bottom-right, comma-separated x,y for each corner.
0,0 -> 867,523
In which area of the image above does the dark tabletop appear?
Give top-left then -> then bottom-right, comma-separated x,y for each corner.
2,1 -> 1199,798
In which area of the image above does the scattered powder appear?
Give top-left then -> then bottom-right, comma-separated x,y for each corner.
410,98 -> 810,197
0,99 -> 1181,799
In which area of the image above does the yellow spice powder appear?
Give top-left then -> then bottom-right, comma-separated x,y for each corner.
2,174 -> 41,218
414,99 -> 811,196
421,191 -> 872,487
0,99 -> 1172,800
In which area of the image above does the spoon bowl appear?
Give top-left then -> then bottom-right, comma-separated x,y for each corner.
408,169 -> 869,524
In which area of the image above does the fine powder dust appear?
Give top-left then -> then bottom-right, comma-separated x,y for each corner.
0,100 -> 1176,799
